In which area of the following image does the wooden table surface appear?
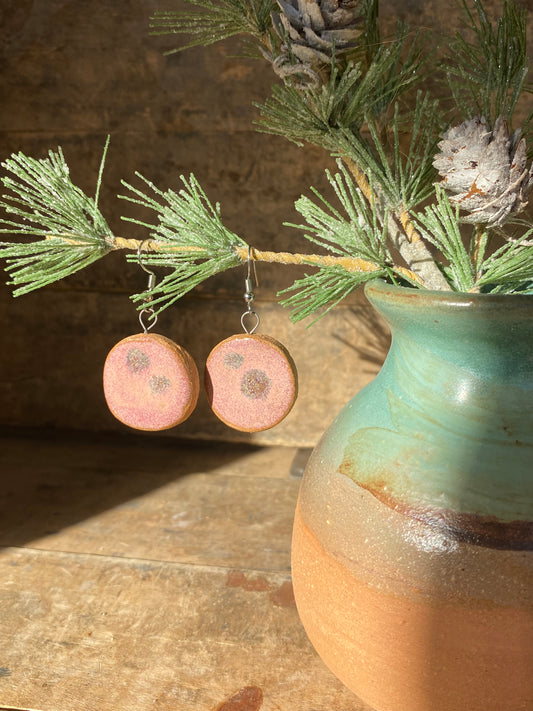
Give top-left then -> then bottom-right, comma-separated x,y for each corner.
0,429 -> 369,711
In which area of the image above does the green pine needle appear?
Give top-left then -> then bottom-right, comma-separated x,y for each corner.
0,239 -> 108,296
412,187 -> 474,291
289,163 -> 392,266
477,228 -> 533,291
120,173 -> 247,314
390,93 -> 444,209
362,22 -> 427,121
0,142 -> 113,295
413,189 -> 533,294
255,76 -> 344,149
279,265 -> 385,324
120,171 -> 246,252
256,27 -> 427,150
150,0 -> 277,54
131,251 -> 243,314
278,164 -> 400,322
443,0 -> 529,123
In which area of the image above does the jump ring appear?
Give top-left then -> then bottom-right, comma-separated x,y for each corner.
139,307 -> 157,333
241,310 -> 260,335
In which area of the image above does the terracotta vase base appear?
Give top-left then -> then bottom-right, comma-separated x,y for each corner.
292,502 -> 533,711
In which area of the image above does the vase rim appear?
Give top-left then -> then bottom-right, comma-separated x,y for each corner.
365,278 -> 533,309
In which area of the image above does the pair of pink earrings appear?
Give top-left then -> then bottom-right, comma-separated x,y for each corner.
103,248 -> 298,433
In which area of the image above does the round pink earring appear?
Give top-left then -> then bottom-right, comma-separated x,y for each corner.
205,249 -> 298,432
103,244 -> 199,431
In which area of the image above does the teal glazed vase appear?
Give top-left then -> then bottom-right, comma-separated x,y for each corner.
292,280 -> 533,711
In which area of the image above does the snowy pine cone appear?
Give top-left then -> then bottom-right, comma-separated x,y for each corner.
270,0 -> 363,85
433,116 -> 533,226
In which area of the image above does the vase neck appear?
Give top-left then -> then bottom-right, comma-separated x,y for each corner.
365,281 -> 533,382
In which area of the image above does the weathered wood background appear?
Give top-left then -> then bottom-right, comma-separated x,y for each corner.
1,4 -> 532,711
0,0 -> 531,446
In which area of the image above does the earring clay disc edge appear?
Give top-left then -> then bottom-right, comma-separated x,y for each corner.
205,333 -> 298,432
103,332 -> 200,431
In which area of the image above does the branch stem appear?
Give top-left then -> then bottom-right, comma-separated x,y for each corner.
341,158 -> 450,290
236,247 -> 379,273
45,233 -> 422,283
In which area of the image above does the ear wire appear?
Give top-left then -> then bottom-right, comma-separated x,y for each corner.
241,246 -> 260,334
137,240 -> 157,333
244,245 -> 259,311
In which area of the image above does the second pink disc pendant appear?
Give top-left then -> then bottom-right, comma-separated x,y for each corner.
205,332 -> 297,432
205,248 -> 298,432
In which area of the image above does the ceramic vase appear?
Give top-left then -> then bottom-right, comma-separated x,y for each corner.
292,280 -> 533,711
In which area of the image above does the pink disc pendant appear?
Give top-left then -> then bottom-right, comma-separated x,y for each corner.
205,334 -> 298,432
103,333 -> 199,431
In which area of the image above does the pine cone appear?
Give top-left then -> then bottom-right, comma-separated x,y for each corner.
271,0 -> 363,86
433,116 -> 533,226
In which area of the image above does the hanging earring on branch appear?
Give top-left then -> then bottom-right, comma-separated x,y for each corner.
204,247 -> 298,432
103,241 -> 200,431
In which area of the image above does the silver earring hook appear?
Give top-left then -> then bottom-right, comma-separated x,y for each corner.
244,246 -> 259,310
138,240 -> 157,292
137,239 -> 157,333
241,245 -> 260,334
245,246 -> 259,293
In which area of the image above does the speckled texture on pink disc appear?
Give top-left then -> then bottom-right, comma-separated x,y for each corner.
205,334 -> 298,432
103,333 -> 199,431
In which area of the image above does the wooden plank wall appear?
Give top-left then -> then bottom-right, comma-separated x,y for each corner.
0,0 -> 531,446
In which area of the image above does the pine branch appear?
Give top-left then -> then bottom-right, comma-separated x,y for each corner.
150,0 -> 277,54
278,162 -> 427,321
118,171 -> 401,315
412,188 -> 474,292
476,226 -> 533,291
256,27 -> 450,290
119,172 -> 248,314
255,28 -> 427,148
0,143 -> 113,295
0,152 -> 389,314
471,224 -> 489,282
279,264 -> 387,324
443,0 -> 529,124
287,162 -> 393,266
338,120 -> 451,291
120,172 -> 245,252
